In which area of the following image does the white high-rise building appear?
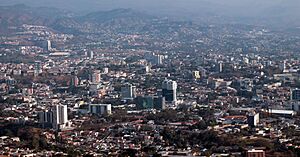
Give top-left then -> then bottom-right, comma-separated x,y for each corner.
162,79 -> 177,102
89,104 -> 112,115
218,62 -> 223,73
103,67 -> 109,74
52,104 -> 68,130
121,83 -> 136,100
88,51 -> 94,59
47,40 -> 52,51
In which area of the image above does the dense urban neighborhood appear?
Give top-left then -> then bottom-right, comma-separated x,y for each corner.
1,4 -> 300,157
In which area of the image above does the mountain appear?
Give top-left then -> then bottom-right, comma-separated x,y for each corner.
1,0 -> 300,29
78,8 -> 154,23
0,5 -> 156,34
0,4 -> 72,33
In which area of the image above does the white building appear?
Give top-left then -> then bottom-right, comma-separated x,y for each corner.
47,40 -> 52,51
89,104 -> 112,115
53,104 -> 68,130
88,51 -> 94,59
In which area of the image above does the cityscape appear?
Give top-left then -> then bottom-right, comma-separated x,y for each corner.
1,1 -> 300,157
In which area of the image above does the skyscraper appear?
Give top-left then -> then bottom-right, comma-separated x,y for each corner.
218,62 -> 223,73
291,88 -> 300,101
34,61 -> 42,76
192,71 -> 201,79
47,40 -> 52,51
88,51 -> 94,59
90,70 -> 101,84
89,104 -> 112,115
162,79 -> 177,102
155,54 -> 164,65
121,83 -> 136,100
247,113 -> 259,127
52,104 -> 68,130
38,110 -> 53,128
154,96 -> 166,110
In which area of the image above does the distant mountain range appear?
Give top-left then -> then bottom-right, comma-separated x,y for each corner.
0,3 -> 300,35
0,5 -> 157,34
1,0 -> 300,29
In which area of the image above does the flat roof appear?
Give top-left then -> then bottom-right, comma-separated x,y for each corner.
267,109 -> 295,115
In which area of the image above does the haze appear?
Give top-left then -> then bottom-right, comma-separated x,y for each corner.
0,0 -> 300,28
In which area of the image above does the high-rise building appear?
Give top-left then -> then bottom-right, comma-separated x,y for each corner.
154,54 -> 164,65
103,67 -> 109,74
90,70 -> 101,84
291,88 -> 300,101
145,65 -> 151,73
192,71 -> 201,79
136,96 -> 154,109
154,96 -> 166,110
280,60 -> 288,73
53,104 -> 68,130
88,51 -> 94,59
162,79 -> 177,102
38,110 -> 53,128
47,40 -> 52,51
247,113 -> 259,127
135,95 -> 165,110
34,61 -> 42,76
121,83 -> 136,100
38,104 -> 68,130
218,62 -> 223,73
89,104 -> 112,115
145,52 -> 164,65
70,76 -> 79,87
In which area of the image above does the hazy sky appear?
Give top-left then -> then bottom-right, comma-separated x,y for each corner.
0,0 -> 299,28
0,0 -> 296,12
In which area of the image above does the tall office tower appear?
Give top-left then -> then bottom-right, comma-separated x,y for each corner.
90,70 -> 101,84
34,61 -> 42,76
121,83 -> 136,100
136,96 -> 154,109
38,110 -> 53,128
247,113 -> 259,127
52,104 -> 68,130
47,40 -> 52,51
88,51 -> 94,59
162,79 -> 177,102
145,65 -> 151,73
154,96 -> 166,110
103,67 -> 109,74
279,60 -> 289,73
192,71 -> 201,79
155,54 -> 164,65
291,88 -> 300,101
218,62 -> 223,73
89,104 -> 112,115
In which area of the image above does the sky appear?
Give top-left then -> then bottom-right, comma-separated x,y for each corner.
0,0 -> 299,28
